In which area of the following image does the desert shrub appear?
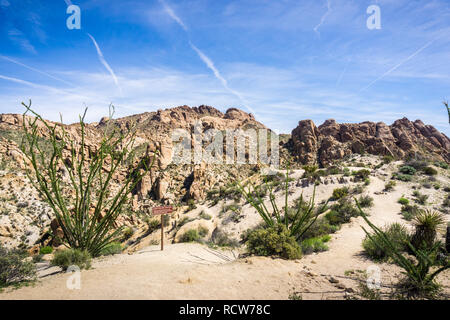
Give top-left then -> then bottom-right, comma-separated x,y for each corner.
405,160 -> 428,171
99,242 -> 122,256
399,166 -> 417,175
401,204 -> 420,221
301,235 -> 330,254
411,210 -> 446,250
301,218 -> 339,239
179,226 -> 209,243
325,198 -> 360,225
332,187 -> 349,200
393,173 -> 413,182
146,218 -> 160,232
122,227 -> 134,240
0,244 -> 36,287
343,167 -> 351,176
422,166 -> 438,176
246,224 -> 302,260
326,166 -> 341,175
362,223 -> 410,261
412,191 -> 428,205
39,246 -> 53,255
352,169 -> 371,181
51,249 -> 91,271
179,229 -> 200,243
398,197 -> 409,205
187,199 -> 197,211
350,185 -> 365,195
383,155 -> 394,164
384,181 -> 396,191
434,161 -> 449,169
364,178 -> 371,186
199,211 -> 212,220
211,228 -> 239,247
442,195 -> 450,208
358,195 -> 374,208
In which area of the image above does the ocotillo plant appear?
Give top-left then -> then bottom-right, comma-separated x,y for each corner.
237,168 -> 328,241
444,101 -> 450,124
20,101 -> 157,257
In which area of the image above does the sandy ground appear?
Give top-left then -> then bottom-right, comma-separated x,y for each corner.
1,159 -> 449,300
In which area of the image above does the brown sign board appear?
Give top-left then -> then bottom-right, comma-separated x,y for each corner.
152,206 -> 173,215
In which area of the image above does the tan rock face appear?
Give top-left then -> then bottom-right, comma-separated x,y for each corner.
291,118 -> 450,166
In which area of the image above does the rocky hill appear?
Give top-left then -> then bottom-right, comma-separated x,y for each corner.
291,118 -> 450,167
0,105 -> 449,250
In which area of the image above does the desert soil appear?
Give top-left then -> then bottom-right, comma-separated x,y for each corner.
1,163 -> 449,300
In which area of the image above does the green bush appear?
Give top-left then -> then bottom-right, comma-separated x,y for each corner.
401,204 -> 420,221
422,166 -> 438,176
405,160 -> 428,171
393,173 -> 413,182
332,187 -> 349,200
382,155 -> 394,164
246,224 -> 302,260
199,211 -> 212,220
122,227 -> 134,240
0,244 -> 36,287
413,191 -> 428,205
51,249 -> 91,271
358,195 -> 374,208
362,223 -> 410,261
179,226 -> 209,243
39,246 -> 53,255
352,169 -> 371,181
300,218 -> 339,239
397,197 -> 409,205
99,242 -> 123,256
211,228 -> 239,247
326,198 -> 360,225
434,161 -> 449,169
384,181 -> 396,191
301,235 -> 330,254
399,166 -> 416,175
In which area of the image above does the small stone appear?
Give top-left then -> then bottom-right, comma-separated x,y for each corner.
328,276 -> 339,284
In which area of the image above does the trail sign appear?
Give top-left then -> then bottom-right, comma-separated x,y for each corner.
152,206 -> 173,251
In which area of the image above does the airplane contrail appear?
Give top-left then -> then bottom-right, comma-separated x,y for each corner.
0,73 -> 111,105
159,0 -> 257,116
314,0 -> 331,38
0,55 -> 73,87
87,33 -> 122,95
360,38 -> 438,92
158,0 -> 188,31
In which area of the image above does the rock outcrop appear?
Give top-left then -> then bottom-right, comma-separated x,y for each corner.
291,118 -> 450,166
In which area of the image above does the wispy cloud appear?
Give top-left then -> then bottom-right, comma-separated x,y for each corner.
313,0 -> 331,38
159,0 -> 256,116
158,0 -> 188,31
87,33 -> 122,95
0,55 -> 73,86
8,29 -> 36,54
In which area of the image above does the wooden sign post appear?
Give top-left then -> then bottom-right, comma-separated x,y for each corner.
152,206 -> 173,251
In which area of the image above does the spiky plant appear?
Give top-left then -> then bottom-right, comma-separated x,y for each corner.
357,200 -> 449,298
444,101 -> 450,124
20,102 -> 156,257
411,210 -> 446,250
237,168 -> 328,241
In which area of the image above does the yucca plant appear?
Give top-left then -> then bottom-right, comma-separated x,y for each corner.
20,101 -> 156,257
444,101 -> 450,124
357,200 -> 449,298
411,210 -> 446,250
237,168 -> 328,241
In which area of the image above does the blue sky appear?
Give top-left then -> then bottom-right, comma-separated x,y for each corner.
0,0 -> 449,135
